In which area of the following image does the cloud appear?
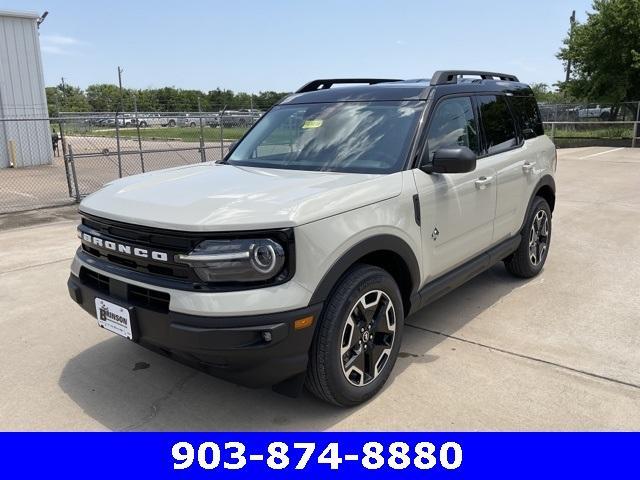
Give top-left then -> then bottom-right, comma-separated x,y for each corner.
395,40 -> 406,45
40,34 -> 88,55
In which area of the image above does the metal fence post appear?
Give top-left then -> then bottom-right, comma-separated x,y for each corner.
551,122 -> 557,143
134,98 -> 145,172
114,112 -> 123,178
58,119 -> 73,197
219,106 -> 226,160
198,98 -> 206,163
633,101 -> 640,148
68,144 -> 81,203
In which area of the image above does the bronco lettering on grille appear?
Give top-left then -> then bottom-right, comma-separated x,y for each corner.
80,231 -> 169,262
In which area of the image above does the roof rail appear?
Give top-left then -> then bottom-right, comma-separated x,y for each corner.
430,70 -> 519,86
295,78 -> 402,93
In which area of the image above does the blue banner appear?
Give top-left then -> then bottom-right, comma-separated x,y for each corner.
2,433 -> 638,478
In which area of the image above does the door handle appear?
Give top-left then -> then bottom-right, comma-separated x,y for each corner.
522,161 -> 536,173
475,176 -> 494,189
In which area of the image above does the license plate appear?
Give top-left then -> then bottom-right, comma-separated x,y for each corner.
95,298 -> 133,340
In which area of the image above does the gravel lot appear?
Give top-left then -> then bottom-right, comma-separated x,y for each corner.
0,146 -> 639,431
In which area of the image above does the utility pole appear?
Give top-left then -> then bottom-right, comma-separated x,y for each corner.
115,66 -> 124,178
117,66 -> 124,113
565,10 -> 576,83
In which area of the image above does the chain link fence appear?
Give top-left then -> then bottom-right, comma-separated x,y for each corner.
540,101 -> 640,148
1,101 -> 640,214
0,108 -> 259,213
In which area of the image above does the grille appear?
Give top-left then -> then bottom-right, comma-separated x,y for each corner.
78,213 -> 296,292
128,285 -> 170,313
81,215 -> 199,251
80,214 -> 199,283
80,267 -> 170,313
80,267 -> 110,294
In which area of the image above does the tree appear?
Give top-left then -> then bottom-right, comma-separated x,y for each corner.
46,84 -> 90,116
529,82 -> 576,103
557,0 -> 640,103
85,84 -> 122,112
254,91 -> 288,109
47,82 -> 290,115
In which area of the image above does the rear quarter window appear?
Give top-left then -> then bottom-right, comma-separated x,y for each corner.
510,96 -> 544,138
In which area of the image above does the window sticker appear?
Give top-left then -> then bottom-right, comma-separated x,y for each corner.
302,119 -> 323,129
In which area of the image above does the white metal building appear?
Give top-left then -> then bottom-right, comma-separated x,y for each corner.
0,10 -> 52,168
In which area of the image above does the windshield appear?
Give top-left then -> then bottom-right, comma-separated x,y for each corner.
227,101 -> 423,174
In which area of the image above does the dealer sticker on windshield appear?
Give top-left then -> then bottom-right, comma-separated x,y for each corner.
95,298 -> 133,340
302,119 -> 323,129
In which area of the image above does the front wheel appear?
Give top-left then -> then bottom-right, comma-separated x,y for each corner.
306,265 -> 404,406
504,196 -> 552,278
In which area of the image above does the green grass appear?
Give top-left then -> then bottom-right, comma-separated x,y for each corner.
68,126 -> 248,142
64,125 -> 636,143
552,127 -> 633,139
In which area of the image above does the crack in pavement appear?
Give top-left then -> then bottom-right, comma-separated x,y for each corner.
405,323 -> 640,391
119,370 -> 199,432
0,256 -> 74,276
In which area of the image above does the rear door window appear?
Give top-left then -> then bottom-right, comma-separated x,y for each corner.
510,96 -> 544,138
477,95 -> 518,155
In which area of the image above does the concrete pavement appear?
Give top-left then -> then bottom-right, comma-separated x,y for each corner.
1,146 -> 639,431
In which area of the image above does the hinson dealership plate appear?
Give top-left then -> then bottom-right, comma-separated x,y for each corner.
95,298 -> 133,340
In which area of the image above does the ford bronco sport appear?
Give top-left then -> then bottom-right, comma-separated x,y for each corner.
68,70 -> 556,406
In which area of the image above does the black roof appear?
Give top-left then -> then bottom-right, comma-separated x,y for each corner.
280,72 -> 533,105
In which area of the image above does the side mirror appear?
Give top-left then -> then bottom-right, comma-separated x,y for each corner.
420,147 -> 477,174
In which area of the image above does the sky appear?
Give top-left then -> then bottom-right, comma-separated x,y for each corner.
6,0 -> 594,93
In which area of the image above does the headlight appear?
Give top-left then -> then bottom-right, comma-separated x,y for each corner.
175,238 -> 286,283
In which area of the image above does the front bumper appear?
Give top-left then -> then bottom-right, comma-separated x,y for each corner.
67,272 -> 322,388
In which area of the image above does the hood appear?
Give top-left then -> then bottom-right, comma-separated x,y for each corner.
79,163 -> 403,231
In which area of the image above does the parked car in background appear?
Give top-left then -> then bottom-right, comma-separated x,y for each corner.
137,114 -> 178,127
103,117 -> 134,127
207,110 -> 262,128
179,114 -> 199,127
571,104 -> 612,120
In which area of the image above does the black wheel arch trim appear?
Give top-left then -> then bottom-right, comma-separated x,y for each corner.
522,175 -> 556,230
308,234 -> 421,310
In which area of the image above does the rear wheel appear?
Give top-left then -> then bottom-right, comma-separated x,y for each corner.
306,265 -> 404,406
505,196 -> 552,278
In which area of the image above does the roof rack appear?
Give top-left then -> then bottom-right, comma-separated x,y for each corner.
430,70 -> 519,86
295,78 -> 402,93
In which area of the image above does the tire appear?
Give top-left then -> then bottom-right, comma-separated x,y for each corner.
504,196 -> 552,278
168,120 -> 176,127
189,122 -> 196,128
600,111 -> 610,121
139,121 -> 147,128
306,264 -> 404,407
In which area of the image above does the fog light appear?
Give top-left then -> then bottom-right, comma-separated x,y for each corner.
262,331 -> 272,342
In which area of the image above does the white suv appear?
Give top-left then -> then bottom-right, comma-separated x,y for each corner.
68,71 -> 557,406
